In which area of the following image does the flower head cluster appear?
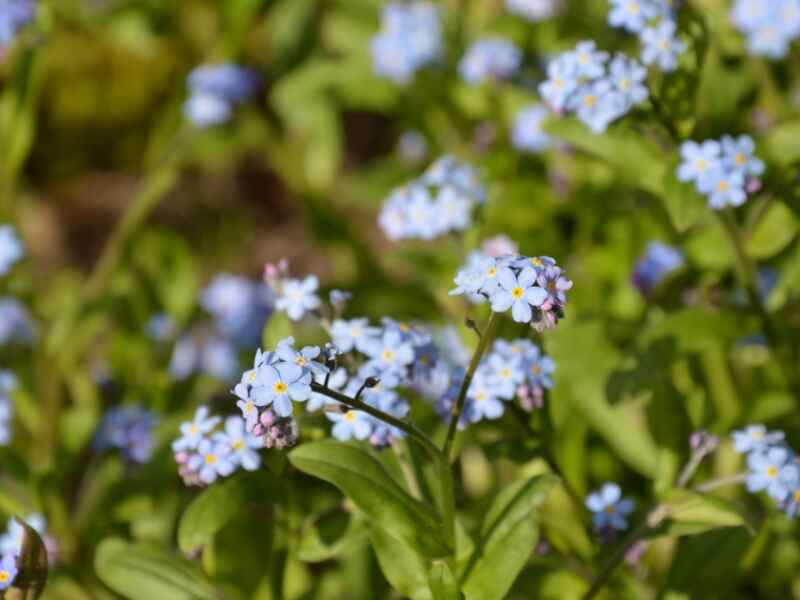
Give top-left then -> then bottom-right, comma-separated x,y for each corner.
677,135 -> 764,209
607,0 -> 686,71
459,37 -> 522,85
586,483 -> 635,533
731,0 -> 800,60
268,267 -> 321,323
506,0 -> 558,22
183,63 -> 259,127
94,406 -> 158,464
0,225 -> 23,276
0,0 -> 34,48
172,407 -> 262,486
201,274 -> 274,346
370,2 -> 442,83
511,104 -> 552,154
632,242 -> 684,296
539,42 -> 649,133
378,155 -> 486,241
451,252 -> 572,330
732,424 -> 800,517
0,297 -> 34,346
169,329 -> 239,381
0,371 -> 16,446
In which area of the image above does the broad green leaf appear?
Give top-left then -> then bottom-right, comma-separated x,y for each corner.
7,516 -> 48,599
263,310 -> 292,350
461,475 -> 556,600
289,440 -> 450,558
177,473 -> 264,555
94,538 -> 220,600
661,489 -> 748,536
745,201 -> 799,259
764,119 -> 800,166
663,528 -> 749,596
428,561 -> 462,600
661,162 -> 706,233
297,511 -> 366,563
368,524 -> 432,600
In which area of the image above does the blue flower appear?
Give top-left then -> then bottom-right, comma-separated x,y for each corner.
731,0 -> 800,60
779,465 -> 800,517
308,367 -> 348,412
0,553 -> 17,590
187,438 -> 237,485
698,167 -> 747,209
746,446 -> 794,501
145,313 -> 175,341
0,225 -> 23,276
640,21 -> 686,71
95,405 -> 158,464
327,405 -> 373,441
632,242 -> 684,296
397,131 -> 428,163
330,318 -> 381,354
608,0 -> 658,33
539,54 -> 581,113
276,276 -> 321,321
214,416 -> 261,471
0,0 -> 35,48
371,2 -> 442,83
467,371 -> 506,421
484,353 -> 524,399
168,330 -> 239,381
172,406 -> 221,452
586,483 -> 635,531
524,345 -> 556,389
459,37 -> 522,85
490,267 -> 548,323
184,63 -> 258,127
450,254 -> 500,299
721,135 -> 765,177
677,140 -> 722,184
608,54 -> 649,106
201,274 -> 273,347
573,41 -> 610,79
511,104 -> 552,154
362,327 -> 416,377
732,424 -> 785,454
274,337 -> 327,377
506,0 -> 556,21
252,362 -> 312,417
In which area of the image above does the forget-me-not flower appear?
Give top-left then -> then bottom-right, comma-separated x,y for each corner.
0,554 -> 17,590
459,37 -> 522,85
746,446 -> 794,501
0,225 -> 23,277
172,406 -> 220,452
511,104 -> 552,154
276,276 -> 321,321
586,483 -> 635,531
640,21 -> 686,71
214,416 -> 261,471
490,267 -> 548,323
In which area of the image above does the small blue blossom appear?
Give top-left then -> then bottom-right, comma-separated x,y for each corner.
677,140 -> 722,184
0,225 -> 23,276
0,297 -> 34,346
721,135 -> 765,177
732,424 -> 785,454
698,168 -> 747,209
511,104 -> 552,154
214,416 -> 261,471
252,362 -> 312,417
184,63 -> 258,127
608,54 -> 649,106
731,0 -> 800,60
330,318 -> 381,354
586,483 -> 635,531
187,438 -> 237,485
573,41 -> 609,79
371,2 -> 442,83
168,330 -> 239,381
458,37 -> 522,85
608,0 -> 658,34
747,446 -> 794,501
490,267 -> 548,323
308,367 -> 348,412
779,469 -> 800,517
327,404 -> 373,441
640,21 -> 686,71
172,406 -> 221,452
145,313 -> 176,341
506,0 -> 557,21
95,405 -> 158,464
0,553 -> 16,590
274,337 -> 327,377
466,371 -> 506,421
0,0 -> 34,48
201,274 -> 273,347
362,327 -> 416,377
275,276 -> 321,321
539,54 -> 581,113
632,242 -> 684,296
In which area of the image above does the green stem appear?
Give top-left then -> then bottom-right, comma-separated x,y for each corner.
442,311 -> 500,461
694,472 -> 748,493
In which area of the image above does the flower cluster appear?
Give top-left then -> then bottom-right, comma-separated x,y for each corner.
378,155 -> 487,241
459,37 -> 522,85
370,2 -> 442,84
0,371 -> 15,446
0,0 -> 34,48
733,424 -> 800,517
586,482 -> 635,533
0,297 -> 34,346
539,42 -> 649,133
505,0 -> 558,22
0,225 -> 23,277
631,242 -> 684,296
94,406 -> 158,464
731,0 -> 800,60
607,0 -> 686,71
511,104 -> 552,154
433,338 -> 556,427
172,407 -> 262,486
201,274 -> 274,347
183,63 -> 259,128
677,135 -> 764,209
451,253 -> 572,330
0,513 -> 48,591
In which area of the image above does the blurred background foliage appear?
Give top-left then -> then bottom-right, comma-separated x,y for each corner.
3,0 -> 800,598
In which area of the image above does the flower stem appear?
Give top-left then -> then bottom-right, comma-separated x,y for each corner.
442,311 -> 500,461
694,472 -> 748,493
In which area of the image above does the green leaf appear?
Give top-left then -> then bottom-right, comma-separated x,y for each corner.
461,475 -> 556,600
263,310 -> 292,350
368,524 -> 432,600
764,119 -> 800,166
7,516 -> 49,599
289,440 -> 450,558
297,511 -> 366,563
661,162 -> 707,233
428,561 -> 462,600
661,489 -> 748,536
745,201 -> 799,259
94,538 -> 220,600
177,474 -> 259,555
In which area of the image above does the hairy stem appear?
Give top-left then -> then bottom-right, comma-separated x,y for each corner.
694,472 -> 748,493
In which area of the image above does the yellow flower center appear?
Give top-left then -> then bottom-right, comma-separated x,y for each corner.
487,267 -> 497,278
419,355 -> 429,365
500,368 -> 511,379
619,78 -> 630,90
295,356 -> 307,366
717,180 -> 730,192
344,411 -> 356,422
248,371 -> 257,383
399,323 -> 410,332
751,430 -> 764,439
628,2 -> 640,13
233,439 -> 244,451
794,490 -> 800,503
531,257 -> 543,267
767,466 -> 778,478
583,94 -> 597,107
0,571 -> 9,583
244,401 -> 254,413
273,381 -> 288,394
205,454 -> 217,465
511,287 -> 524,299
735,153 -> 746,166
554,77 -> 564,89
475,391 -> 487,402
382,349 -> 395,361
531,364 -> 541,375
604,505 -> 616,514
189,424 -> 198,434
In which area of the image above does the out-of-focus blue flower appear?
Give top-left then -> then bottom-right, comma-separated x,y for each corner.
0,553 -> 16,590
330,318 -> 381,354
512,104 -> 552,154
168,330 -> 239,381
746,446 -> 794,501
466,371 -> 506,421
640,21 -> 686,71
586,483 -> 635,531
362,328 -> 415,378
274,337 -> 327,377
172,406 -> 221,452
0,370 -> 16,446
183,63 -> 258,127
397,130 -> 429,163
608,0 -> 658,33
201,274 -> 273,347
698,167 -> 747,209
0,225 -> 23,276
187,438 -> 236,485
0,0 -> 34,48
780,477 -> 800,517
275,276 -> 321,321
677,140 -> 722,184
214,416 -> 261,471
145,313 -> 176,341
608,54 -> 649,106
632,242 -> 684,296
506,0 -> 557,22
732,424 -> 785,454
0,297 -> 35,346
731,0 -> 800,60
371,2 -> 442,83
328,404 -> 373,441
95,405 -> 158,464
721,135 -> 765,177
458,37 -> 522,85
